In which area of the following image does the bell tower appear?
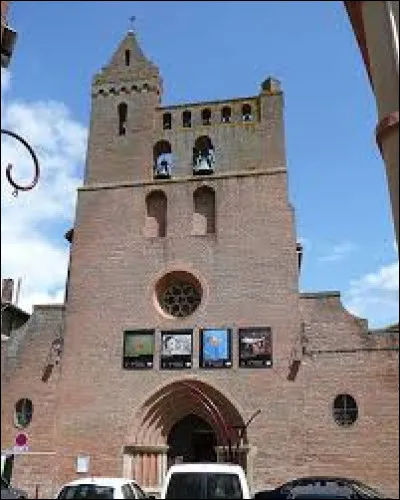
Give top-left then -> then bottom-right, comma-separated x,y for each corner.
84,30 -> 163,185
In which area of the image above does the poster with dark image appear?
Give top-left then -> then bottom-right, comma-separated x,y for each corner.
161,330 -> 193,369
200,328 -> 232,368
239,327 -> 272,367
123,330 -> 154,369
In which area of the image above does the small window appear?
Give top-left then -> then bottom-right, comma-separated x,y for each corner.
193,186 -> 216,234
242,103 -> 252,122
221,106 -> 231,123
333,394 -> 358,427
163,112 -> 172,130
125,49 -> 131,66
202,108 -> 212,126
182,110 -> 191,128
118,102 -> 128,136
146,190 -> 168,237
14,398 -> 33,428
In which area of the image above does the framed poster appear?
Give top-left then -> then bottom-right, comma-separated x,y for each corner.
161,330 -> 193,369
123,330 -> 154,369
239,327 -> 273,368
200,328 -> 232,368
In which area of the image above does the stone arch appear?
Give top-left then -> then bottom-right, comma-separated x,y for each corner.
221,106 -> 232,123
193,135 -> 215,175
153,140 -> 173,178
193,185 -> 216,235
145,190 -> 167,237
129,378 -> 246,448
201,107 -> 212,125
242,103 -> 253,122
163,112 -> 172,130
182,110 -> 191,128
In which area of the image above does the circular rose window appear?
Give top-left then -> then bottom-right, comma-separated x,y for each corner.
156,271 -> 202,318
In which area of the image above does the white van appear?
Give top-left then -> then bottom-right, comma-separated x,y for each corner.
160,463 -> 251,499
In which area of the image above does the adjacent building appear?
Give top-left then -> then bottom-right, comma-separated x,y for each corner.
1,0 -> 17,68
344,1 -> 399,246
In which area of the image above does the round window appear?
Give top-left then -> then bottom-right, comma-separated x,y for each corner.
14,398 -> 33,429
156,271 -> 202,318
333,394 -> 358,427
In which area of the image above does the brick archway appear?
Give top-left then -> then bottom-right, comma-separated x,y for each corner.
123,379 -> 248,491
132,378 -> 246,447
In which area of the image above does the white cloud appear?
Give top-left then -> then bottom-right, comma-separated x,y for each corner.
1,69 -> 87,313
318,241 -> 358,262
1,67 -> 11,94
344,261 -> 399,328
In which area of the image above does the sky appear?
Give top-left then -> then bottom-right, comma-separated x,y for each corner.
1,1 -> 398,328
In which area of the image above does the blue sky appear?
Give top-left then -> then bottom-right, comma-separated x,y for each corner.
1,1 -> 398,327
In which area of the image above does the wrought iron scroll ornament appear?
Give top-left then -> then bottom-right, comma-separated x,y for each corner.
1,128 -> 40,196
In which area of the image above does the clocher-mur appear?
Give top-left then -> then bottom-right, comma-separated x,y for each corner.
1,30 -> 398,498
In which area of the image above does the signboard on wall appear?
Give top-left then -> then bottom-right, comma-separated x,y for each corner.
123,330 -> 154,369
161,330 -> 193,369
200,328 -> 232,368
13,433 -> 29,453
76,455 -> 90,474
239,327 -> 273,368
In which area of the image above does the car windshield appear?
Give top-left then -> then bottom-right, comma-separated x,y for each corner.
165,472 -> 243,499
57,484 -> 115,499
279,478 -> 384,500
287,481 -> 354,498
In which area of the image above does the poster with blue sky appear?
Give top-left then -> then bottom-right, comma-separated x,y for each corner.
200,329 -> 232,368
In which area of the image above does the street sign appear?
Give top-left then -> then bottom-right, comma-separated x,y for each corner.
13,433 -> 28,453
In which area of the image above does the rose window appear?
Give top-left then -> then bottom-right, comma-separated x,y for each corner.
156,271 -> 203,318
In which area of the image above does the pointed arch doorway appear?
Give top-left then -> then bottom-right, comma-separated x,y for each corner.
124,379 -> 250,493
167,413 -> 217,467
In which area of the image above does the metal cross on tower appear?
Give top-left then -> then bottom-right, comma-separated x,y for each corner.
128,16 -> 136,33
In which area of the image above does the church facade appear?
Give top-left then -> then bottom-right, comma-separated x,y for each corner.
1,31 -> 399,498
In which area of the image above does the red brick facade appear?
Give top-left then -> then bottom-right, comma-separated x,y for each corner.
1,31 -> 399,498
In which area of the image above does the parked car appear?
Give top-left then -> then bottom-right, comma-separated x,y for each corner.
54,477 -> 155,499
253,476 -> 384,499
160,462 -> 251,499
1,476 -> 28,499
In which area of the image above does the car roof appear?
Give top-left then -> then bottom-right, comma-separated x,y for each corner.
60,477 -> 137,487
283,476 -> 361,485
167,463 -> 245,473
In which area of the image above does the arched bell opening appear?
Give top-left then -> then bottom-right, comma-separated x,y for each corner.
193,136 -> 215,175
